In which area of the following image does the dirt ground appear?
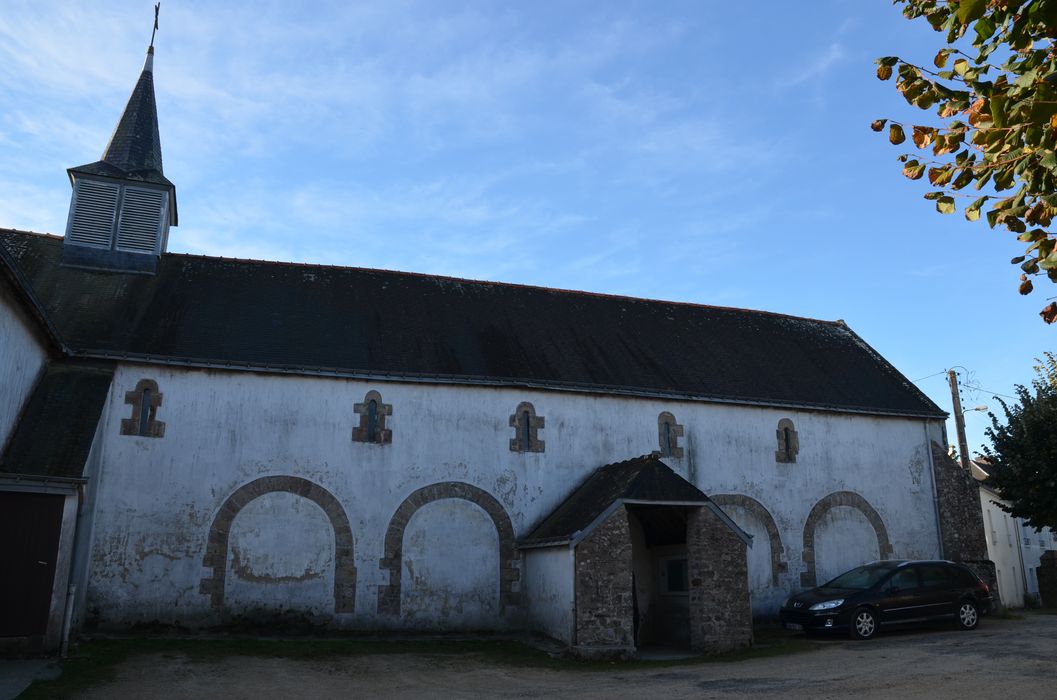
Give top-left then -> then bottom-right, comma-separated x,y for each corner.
72,613 -> 1057,699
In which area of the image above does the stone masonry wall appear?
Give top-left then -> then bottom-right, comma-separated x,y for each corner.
574,505 -> 634,653
931,442 -> 989,561
930,442 -> 997,598
687,506 -> 752,654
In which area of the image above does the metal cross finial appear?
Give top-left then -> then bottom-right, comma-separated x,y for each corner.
149,3 -> 160,50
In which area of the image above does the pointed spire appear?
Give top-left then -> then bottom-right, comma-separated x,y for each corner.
100,45 -> 163,177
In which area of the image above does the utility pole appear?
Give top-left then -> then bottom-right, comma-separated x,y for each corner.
948,369 -> 970,470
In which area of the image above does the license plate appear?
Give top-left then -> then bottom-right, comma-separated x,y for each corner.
784,623 -> 803,631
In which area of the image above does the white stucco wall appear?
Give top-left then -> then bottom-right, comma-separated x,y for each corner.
83,364 -> 944,629
522,546 -> 574,643
0,284 -> 48,451
225,491 -> 335,620
980,491 -> 1025,607
400,499 -> 500,628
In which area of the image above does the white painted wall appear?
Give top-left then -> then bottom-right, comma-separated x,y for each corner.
980,489 -> 1025,607
522,546 -> 573,643
399,499 -> 500,629
83,364 -> 944,629
0,285 -> 48,451
225,491 -> 335,620
1018,521 -> 1056,598
813,506 -> 881,584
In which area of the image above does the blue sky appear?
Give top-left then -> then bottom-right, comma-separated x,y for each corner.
0,1 -> 1049,454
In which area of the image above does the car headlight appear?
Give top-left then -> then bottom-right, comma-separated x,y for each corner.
809,598 -> 844,611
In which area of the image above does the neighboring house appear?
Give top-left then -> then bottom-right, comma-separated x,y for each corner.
974,460 -> 1057,606
2,39 -> 971,655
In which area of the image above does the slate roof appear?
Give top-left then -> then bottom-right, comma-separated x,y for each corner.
0,361 -> 115,479
0,229 -> 945,418
67,50 -> 176,221
521,455 -> 714,546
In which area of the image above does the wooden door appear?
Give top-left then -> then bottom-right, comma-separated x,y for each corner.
0,491 -> 65,638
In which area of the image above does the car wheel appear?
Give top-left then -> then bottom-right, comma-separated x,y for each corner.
956,600 -> 979,630
850,607 -> 877,640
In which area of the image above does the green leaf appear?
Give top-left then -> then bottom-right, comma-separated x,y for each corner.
954,59 -> 969,76
990,94 -> 1007,128
966,196 -> 988,221
956,0 -> 987,24
937,196 -> 956,214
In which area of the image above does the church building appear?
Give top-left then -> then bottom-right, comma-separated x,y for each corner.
1,36 -> 970,657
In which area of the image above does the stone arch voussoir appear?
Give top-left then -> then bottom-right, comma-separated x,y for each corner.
199,476 -> 356,613
800,490 -> 892,588
377,481 -> 519,616
711,494 -> 786,586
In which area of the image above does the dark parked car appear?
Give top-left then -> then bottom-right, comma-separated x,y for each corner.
779,560 -> 993,640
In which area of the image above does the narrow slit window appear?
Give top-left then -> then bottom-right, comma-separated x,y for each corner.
353,391 -> 392,444
120,379 -> 164,438
775,418 -> 799,463
138,388 -> 152,436
367,399 -> 379,442
656,412 -> 683,458
510,402 -> 544,453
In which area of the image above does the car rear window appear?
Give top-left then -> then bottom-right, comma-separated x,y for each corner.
920,565 -> 950,588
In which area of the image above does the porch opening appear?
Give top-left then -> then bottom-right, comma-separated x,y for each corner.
627,504 -> 691,650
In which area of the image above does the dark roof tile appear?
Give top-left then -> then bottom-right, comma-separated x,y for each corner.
0,229 -> 945,417
1,361 -> 114,478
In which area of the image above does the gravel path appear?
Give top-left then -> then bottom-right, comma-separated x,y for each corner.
75,614 -> 1057,699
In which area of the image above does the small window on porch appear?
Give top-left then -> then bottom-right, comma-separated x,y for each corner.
663,557 -> 689,594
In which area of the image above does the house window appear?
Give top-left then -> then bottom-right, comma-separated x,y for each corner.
656,412 -> 684,458
663,557 -> 689,594
353,390 -> 392,444
509,402 -> 544,453
775,418 -> 799,463
120,379 -> 165,438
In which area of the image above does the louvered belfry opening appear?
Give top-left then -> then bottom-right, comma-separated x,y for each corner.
61,44 -> 176,273
66,179 -> 169,256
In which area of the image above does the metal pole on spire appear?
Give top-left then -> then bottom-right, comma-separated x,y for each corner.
149,3 -> 160,51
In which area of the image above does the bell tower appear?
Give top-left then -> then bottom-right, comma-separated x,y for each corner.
62,4 -> 177,273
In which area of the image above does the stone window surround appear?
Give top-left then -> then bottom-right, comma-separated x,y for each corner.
353,390 -> 392,444
775,418 -> 799,463
656,411 -> 684,458
509,401 -> 544,453
120,378 -> 165,438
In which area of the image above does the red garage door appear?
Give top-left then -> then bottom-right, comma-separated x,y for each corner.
0,491 -> 65,638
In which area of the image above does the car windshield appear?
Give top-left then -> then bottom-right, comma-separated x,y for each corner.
822,564 -> 896,590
